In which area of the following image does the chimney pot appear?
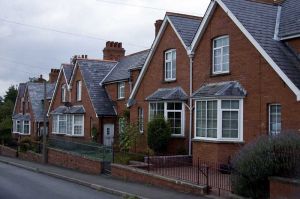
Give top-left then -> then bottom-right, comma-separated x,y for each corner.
103,41 -> 125,61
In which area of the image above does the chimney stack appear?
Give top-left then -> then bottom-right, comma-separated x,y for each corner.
103,41 -> 125,61
49,69 -> 60,83
155,20 -> 163,37
70,54 -> 88,64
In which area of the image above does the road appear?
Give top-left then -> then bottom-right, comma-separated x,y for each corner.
0,162 -> 120,199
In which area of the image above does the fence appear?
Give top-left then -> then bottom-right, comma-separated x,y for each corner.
48,138 -> 112,162
113,150 -> 232,194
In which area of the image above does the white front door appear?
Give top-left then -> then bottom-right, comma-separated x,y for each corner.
103,124 -> 114,146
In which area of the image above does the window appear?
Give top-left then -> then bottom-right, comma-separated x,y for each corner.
61,84 -> 67,102
74,115 -> 84,135
149,102 -> 184,136
165,49 -> 176,81
213,36 -> 229,74
52,114 -> 84,136
138,108 -> 144,133
23,121 -> 30,134
76,81 -> 82,101
269,104 -> 281,135
149,102 -> 164,121
17,120 -> 22,133
118,82 -> 125,99
195,99 -> 243,141
119,117 -> 126,134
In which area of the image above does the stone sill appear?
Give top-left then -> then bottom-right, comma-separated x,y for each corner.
192,138 -> 244,144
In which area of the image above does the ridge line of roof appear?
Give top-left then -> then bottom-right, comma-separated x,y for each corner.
166,12 -> 203,20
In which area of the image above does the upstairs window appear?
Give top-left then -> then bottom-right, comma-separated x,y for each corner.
76,80 -> 82,101
138,107 -> 144,133
118,82 -> 125,99
165,49 -> 176,81
213,36 -> 229,74
61,84 -> 67,102
269,104 -> 281,135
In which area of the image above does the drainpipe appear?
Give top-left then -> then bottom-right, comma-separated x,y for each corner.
188,52 -> 194,156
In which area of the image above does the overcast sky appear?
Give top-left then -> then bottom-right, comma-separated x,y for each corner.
0,0 -> 210,97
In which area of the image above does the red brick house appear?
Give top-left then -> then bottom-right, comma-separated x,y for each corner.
12,70 -> 58,140
128,12 -> 202,154
188,0 -> 300,163
48,44 -> 149,146
129,0 -> 300,162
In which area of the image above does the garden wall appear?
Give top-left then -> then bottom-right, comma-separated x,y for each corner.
19,151 -> 43,163
111,163 -> 206,195
48,148 -> 102,175
269,177 -> 300,199
0,145 -> 17,157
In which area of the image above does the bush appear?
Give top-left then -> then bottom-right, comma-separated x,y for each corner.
232,133 -> 300,199
19,137 -> 33,152
147,117 -> 171,153
119,123 -> 139,152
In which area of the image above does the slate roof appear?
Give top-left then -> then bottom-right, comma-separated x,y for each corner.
12,113 -> 31,121
167,14 -> 202,47
221,0 -> 300,90
50,105 -> 85,114
102,50 -> 150,84
27,83 -> 55,122
77,60 -> 117,116
279,0 -> 300,38
146,87 -> 188,101
192,81 -> 247,98
62,64 -> 74,84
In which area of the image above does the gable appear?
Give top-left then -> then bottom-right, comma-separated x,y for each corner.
191,0 -> 300,101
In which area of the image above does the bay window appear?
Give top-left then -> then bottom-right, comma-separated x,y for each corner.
195,99 -> 243,141
165,49 -> 176,81
52,114 -> 84,136
12,120 -> 30,135
149,102 -> 184,136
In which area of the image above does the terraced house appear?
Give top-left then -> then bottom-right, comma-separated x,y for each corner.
12,71 -> 58,140
48,43 -> 149,146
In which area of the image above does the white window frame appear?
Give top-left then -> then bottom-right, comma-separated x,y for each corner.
61,84 -> 67,102
165,49 -> 176,81
118,82 -> 125,99
23,121 -> 30,135
76,80 -> 82,101
138,107 -> 144,133
269,104 -> 281,135
52,114 -> 84,136
148,101 -> 185,136
16,120 -> 22,133
212,35 -> 230,74
194,99 -> 243,142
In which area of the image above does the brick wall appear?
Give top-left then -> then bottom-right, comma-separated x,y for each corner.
287,38 -> 300,54
192,5 -> 300,164
47,148 -> 102,174
111,163 -> 206,195
269,177 -> 300,199
19,151 -> 43,163
0,145 -> 17,157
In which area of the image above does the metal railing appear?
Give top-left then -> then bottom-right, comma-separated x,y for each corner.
48,138 -> 112,162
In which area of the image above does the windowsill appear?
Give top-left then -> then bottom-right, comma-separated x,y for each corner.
117,98 -> 125,101
66,134 -> 84,137
51,132 -> 66,135
210,72 -> 230,77
171,134 -> 185,138
192,138 -> 244,144
163,79 -> 176,83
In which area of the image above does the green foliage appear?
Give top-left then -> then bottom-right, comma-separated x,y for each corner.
19,137 -> 33,152
91,127 -> 98,142
119,123 -> 139,152
114,151 -> 145,165
3,85 -> 17,103
123,109 -> 130,120
232,133 -> 300,199
147,117 -> 171,153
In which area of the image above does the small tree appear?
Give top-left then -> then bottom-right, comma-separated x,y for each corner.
147,117 -> 171,153
119,123 -> 139,152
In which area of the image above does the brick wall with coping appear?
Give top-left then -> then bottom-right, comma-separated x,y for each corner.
18,151 -> 43,163
111,163 -> 206,195
0,145 -> 17,158
269,177 -> 300,199
47,147 -> 102,175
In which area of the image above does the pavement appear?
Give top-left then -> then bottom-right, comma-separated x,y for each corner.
0,155 -> 207,199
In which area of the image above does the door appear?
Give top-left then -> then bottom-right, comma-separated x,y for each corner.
103,123 -> 114,146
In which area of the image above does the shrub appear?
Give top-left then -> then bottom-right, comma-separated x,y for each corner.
147,117 -> 171,153
19,137 -> 33,152
119,123 -> 139,152
232,133 -> 300,199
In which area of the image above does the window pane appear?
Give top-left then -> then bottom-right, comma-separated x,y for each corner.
196,101 -> 217,138
269,104 -> 281,134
